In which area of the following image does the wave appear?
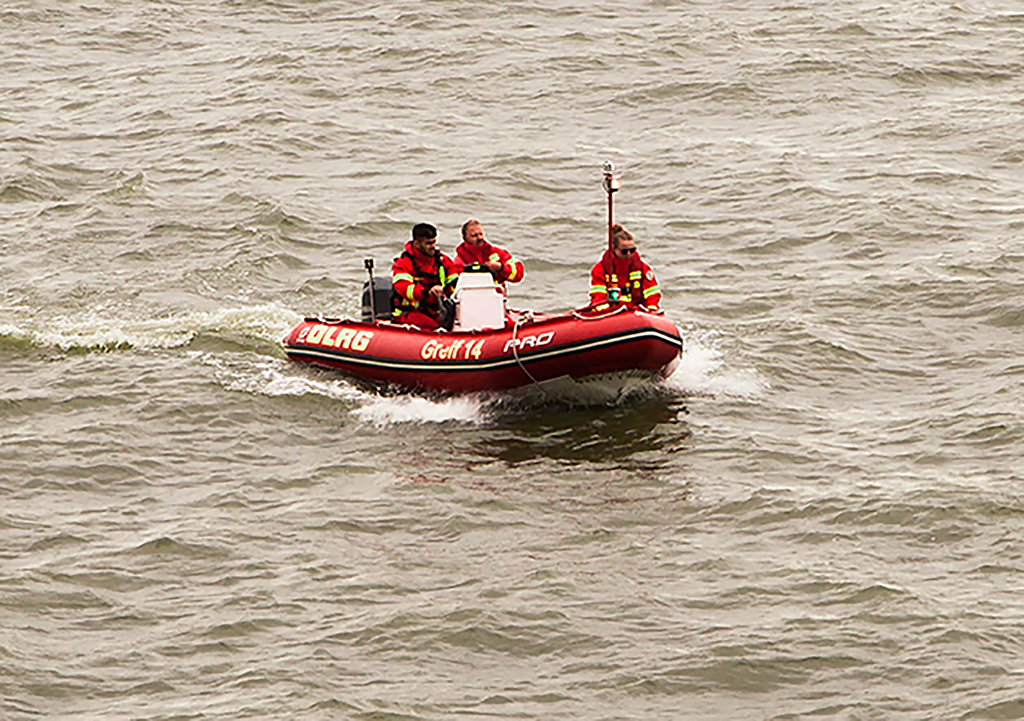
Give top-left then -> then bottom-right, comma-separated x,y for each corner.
0,304 -> 301,355
203,351 -> 490,426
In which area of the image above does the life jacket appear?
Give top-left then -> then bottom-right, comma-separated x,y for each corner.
392,248 -> 451,316
599,248 -> 644,305
456,241 -> 496,267
456,241 -> 521,287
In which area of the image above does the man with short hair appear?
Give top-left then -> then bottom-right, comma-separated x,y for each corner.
588,224 -> 661,311
453,219 -> 525,294
391,223 -> 458,329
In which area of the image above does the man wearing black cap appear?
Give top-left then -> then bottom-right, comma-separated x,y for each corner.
391,223 -> 459,329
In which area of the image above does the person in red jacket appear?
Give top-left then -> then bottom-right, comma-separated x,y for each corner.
391,223 -> 458,329
453,219 -> 525,294
589,224 -> 661,311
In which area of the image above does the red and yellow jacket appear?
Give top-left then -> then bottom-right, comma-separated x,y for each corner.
588,249 -> 661,311
391,241 -> 458,320
454,241 -> 524,289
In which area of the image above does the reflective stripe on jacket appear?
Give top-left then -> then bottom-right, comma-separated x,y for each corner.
588,249 -> 661,310
391,241 -> 458,319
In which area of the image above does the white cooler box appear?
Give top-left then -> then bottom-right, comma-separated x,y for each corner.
453,272 -> 505,331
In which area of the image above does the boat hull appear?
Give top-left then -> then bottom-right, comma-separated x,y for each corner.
282,308 -> 683,395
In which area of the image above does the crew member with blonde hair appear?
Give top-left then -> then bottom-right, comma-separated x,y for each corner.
588,223 -> 661,311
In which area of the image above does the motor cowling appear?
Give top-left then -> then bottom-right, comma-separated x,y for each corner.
361,276 -> 394,321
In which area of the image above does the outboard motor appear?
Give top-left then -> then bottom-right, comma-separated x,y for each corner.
361,259 -> 394,322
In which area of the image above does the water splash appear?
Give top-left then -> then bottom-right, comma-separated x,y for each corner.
667,331 -> 767,399
353,394 -> 487,427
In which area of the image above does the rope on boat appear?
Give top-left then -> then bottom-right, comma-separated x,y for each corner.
510,311 -> 543,389
510,305 -> 668,395
571,305 -> 627,321
570,304 -> 662,321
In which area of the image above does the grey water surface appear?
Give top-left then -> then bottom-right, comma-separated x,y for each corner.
2,1 -> 1023,719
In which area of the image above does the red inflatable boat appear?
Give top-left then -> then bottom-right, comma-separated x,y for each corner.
282,304 -> 683,396
285,164 -> 684,397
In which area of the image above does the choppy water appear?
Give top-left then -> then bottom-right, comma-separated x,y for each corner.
3,1 -> 1023,719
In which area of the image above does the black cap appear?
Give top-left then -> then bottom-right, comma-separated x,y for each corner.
412,223 -> 437,240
